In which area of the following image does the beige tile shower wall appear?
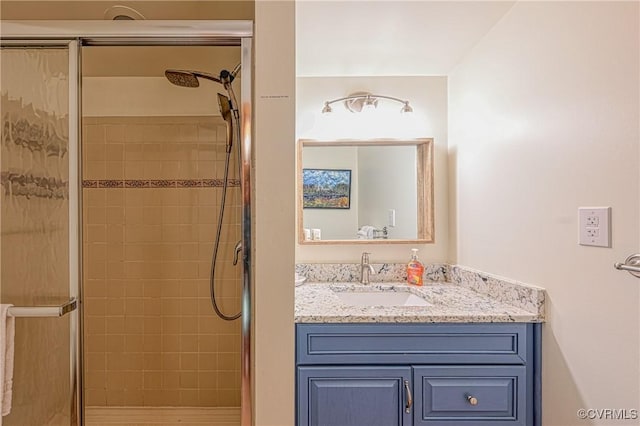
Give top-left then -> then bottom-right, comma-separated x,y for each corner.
83,116 -> 234,182
82,116 -> 241,407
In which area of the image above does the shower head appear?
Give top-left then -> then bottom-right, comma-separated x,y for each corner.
217,93 -> 234,153
165,70 -> 199,88
166,67 -> 239,153
164,69 -> 223,88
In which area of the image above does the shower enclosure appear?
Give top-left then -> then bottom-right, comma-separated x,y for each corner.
0,21 -> 252,425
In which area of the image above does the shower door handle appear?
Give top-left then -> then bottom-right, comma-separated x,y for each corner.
8,297 -> 77,318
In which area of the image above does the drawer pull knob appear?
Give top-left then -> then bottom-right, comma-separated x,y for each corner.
467,395 -> 478,406
404,380 -> 413,413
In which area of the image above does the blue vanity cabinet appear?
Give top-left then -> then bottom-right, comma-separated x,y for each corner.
296,323 -> 541,426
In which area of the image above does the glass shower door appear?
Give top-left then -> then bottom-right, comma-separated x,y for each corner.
0,41 -> 80,425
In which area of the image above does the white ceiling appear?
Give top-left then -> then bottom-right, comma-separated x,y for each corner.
296,0 -> 516,76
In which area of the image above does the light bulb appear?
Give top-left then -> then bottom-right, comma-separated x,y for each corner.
400,102 -> 413,114
362,96 -> 377,113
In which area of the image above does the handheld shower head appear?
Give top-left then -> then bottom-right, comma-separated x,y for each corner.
217,93 -> 232,121
217,93 -> 234,153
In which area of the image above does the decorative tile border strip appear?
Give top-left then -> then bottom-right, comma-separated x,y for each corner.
1,171 -> 68,200
295,263 -> 449,283
125,180 -> 148,188
83,179 -> 240,189
177,180 -> 201,188
448,265 -> 545,318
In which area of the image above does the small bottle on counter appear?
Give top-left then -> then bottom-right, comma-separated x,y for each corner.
407,248 -> 424,286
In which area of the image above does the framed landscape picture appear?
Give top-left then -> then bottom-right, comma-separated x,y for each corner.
302,168 -> 351,209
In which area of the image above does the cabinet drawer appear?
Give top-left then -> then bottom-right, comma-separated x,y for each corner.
297,323 -> 529,365
413,366 -> 528,426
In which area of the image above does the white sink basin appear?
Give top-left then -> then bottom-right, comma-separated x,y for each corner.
335,291 -> 430,307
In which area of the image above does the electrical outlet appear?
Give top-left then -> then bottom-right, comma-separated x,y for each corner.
579,207 -> 611,247
586,227 -> 599,238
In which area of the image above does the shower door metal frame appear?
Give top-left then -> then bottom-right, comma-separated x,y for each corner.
1,20 -> 254,426
0,38 -> 81,425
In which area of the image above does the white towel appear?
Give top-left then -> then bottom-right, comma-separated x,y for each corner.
0,304 -> 15,420
357,226 -> 375,239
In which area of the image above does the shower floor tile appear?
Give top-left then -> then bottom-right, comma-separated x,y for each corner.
85,407 -> 240,425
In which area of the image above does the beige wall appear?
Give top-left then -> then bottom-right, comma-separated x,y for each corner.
253,1 -> 295,425
82,116 -> 242,407
296,76 -> 448,263
449,2 -> 639,425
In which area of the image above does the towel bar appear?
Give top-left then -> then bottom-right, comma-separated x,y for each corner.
614,253 -> 640,278
7,297 -> 77,318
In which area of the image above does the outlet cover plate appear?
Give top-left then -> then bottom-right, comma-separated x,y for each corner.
579,207 -> 611,247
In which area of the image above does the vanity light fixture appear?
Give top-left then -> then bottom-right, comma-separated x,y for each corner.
321,91 -> 413,114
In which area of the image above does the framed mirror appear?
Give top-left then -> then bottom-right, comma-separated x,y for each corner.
297,138 -> 434,244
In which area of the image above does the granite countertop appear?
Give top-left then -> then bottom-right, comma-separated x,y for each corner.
295,281 -> 544,324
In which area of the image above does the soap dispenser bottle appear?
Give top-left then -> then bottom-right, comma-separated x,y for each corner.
407,248 -> 425,286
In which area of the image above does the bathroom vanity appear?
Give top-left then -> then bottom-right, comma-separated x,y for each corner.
295,276 -> 544,426
296,322 -> 539,426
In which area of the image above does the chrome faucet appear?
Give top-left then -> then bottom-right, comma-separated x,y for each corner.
360,252 -> 376,284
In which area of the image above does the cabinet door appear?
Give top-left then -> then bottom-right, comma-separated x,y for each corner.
298,366 -> 412,426
413,366 -> 528,426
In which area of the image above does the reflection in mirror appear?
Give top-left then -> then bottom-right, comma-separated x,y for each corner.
298,139 -> 433,244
